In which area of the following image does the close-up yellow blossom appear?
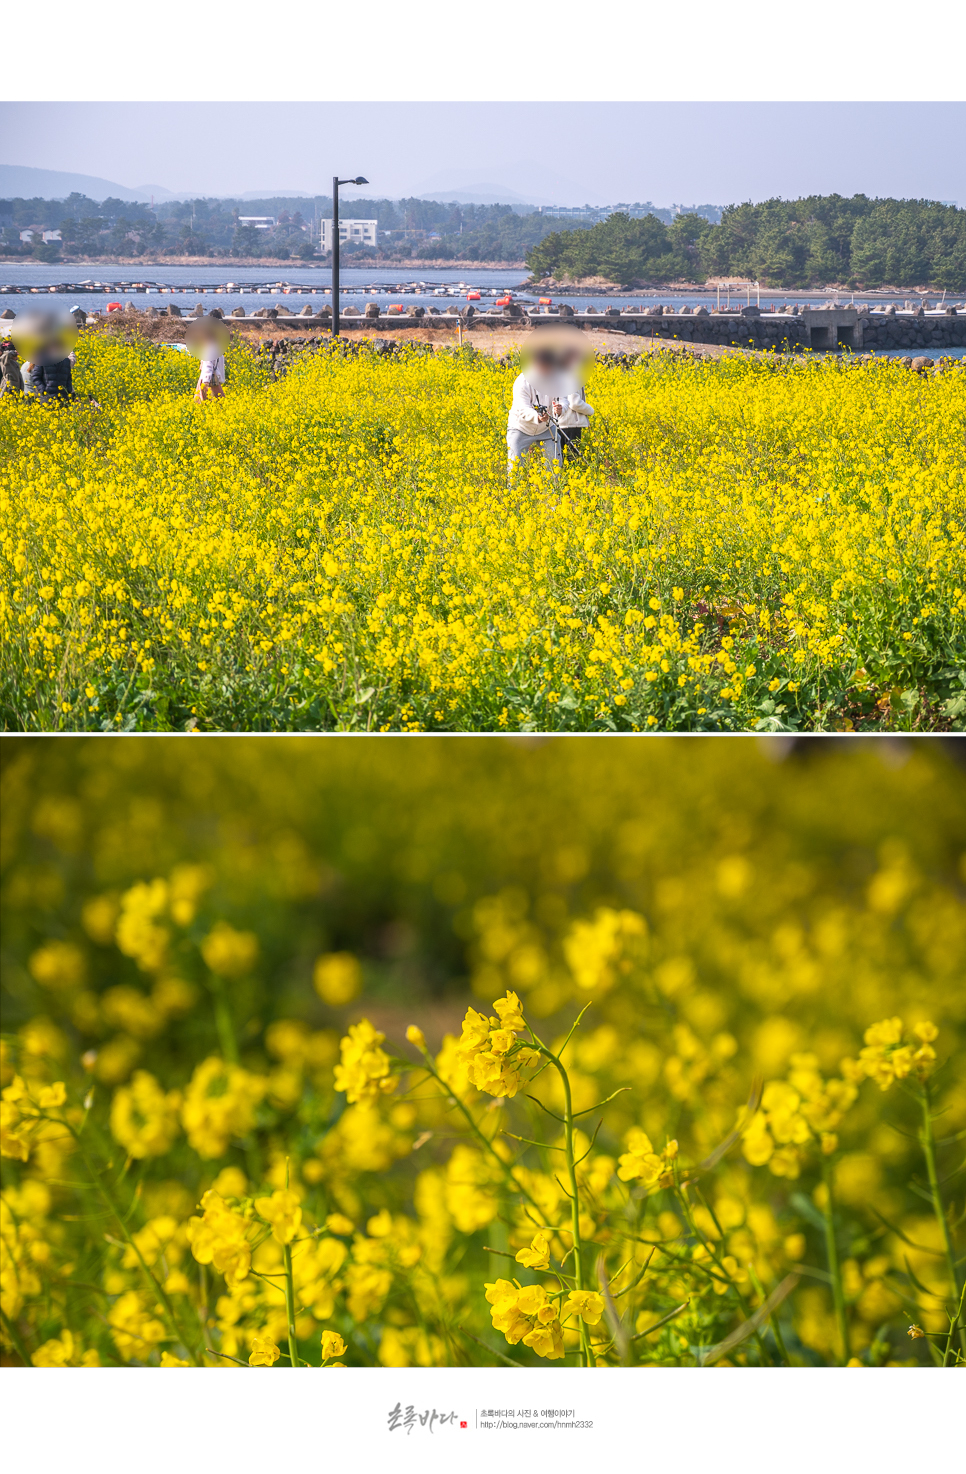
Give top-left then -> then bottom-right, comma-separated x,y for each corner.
617,1129 -> 679,1188
253,1189 -> 302,1245
332,1020 -> 394,1104
563,1290 -> 605,1326
856,1017 -> 940,1090
109,1070 -> 182,1158
1,735 -> 963,1369
248,1334 -> 281,1367
321,1330 -> 348,1362
516,1231 -> 552,1270
455,992 -> 538,1098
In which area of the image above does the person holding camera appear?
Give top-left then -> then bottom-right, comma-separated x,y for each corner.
506,331 -> 593,469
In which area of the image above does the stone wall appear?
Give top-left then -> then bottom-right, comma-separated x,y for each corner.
9,297 -> 960,354
853,306 -> 965,352
204,301 -> 964,352
601,306 -> 809,351
572,304 -> 965,352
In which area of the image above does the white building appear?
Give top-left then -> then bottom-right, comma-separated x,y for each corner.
238,216 -> 275,230
320,218 -> 378,252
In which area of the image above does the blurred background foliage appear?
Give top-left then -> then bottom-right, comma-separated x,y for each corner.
3,736 -> 965,1079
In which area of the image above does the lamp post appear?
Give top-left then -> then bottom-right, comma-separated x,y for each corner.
331,175 -> 368,338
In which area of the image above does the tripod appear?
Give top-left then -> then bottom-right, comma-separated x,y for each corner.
534,398 -> 583,462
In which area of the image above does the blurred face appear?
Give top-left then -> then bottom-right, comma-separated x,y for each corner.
186,318 -> 230,359
9,313 -> 78,362
523,330 -> 592,378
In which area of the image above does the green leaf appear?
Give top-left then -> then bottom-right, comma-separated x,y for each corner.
790,1191 -> 827,1232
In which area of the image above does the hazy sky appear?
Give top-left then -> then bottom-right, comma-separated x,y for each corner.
3,102 -> 964,204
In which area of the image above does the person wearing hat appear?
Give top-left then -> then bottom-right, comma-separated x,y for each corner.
506,328 -> 593,469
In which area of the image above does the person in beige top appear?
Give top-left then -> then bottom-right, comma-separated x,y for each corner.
506,331 -> 593,468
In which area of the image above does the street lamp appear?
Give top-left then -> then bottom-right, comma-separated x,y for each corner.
331,175 -> 368,338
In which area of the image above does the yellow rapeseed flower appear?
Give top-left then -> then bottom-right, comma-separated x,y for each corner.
249,1334 -> 281,1366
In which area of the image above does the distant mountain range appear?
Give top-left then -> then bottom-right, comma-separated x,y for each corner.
0,166 -> 324,204
0,163 -> 680,213
413,164 -> 598,208
1,165 -> 545,208
416,186 -> 538,208
0,165 -> 179,202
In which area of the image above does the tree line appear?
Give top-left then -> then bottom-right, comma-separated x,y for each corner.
0,192 -> 718,265
525,195 -> 966,290
0,191 -> 567,262
0,193 -> 315,262
2,191 -> 962,285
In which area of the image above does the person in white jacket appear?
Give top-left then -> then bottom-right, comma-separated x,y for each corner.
194,347 -> 226,403
187,315 -> 229,403
507,331 -> 594,469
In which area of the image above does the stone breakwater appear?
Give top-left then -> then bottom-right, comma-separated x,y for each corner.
4,298 -> 962,354
621,302 -> 965,354
147,299 -> 963,352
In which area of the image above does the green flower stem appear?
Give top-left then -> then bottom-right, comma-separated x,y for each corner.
198,1264 -> 209,1347
942,1283 -> 965,1368
747,1264 -> 792,1366
415,1039 -> 591,1364
676,1186 -> 771,1366
208,974 -> 238,1063
919,1084 -> 966,1360
282,1243 -> 300,1369
820,1156 -> 850,1365
39,1102 -> 202,1364
413,1051 -> 544,1218
1,1306 -> 33,1367
72,1126 -> 203,1366
538,1046 -> 592,1368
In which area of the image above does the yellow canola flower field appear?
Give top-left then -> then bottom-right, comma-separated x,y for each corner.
1,331 -> 964,732
2,738 -> 965,1368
